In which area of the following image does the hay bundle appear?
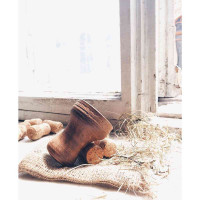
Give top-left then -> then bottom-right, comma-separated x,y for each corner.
99,113 -> 181,196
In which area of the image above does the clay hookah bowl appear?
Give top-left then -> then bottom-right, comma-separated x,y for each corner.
47,100 -> 113,166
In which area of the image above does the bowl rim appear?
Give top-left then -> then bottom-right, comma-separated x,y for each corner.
73,100 -> 113,131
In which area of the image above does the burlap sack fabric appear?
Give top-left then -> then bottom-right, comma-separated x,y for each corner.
19,138 -> 150,195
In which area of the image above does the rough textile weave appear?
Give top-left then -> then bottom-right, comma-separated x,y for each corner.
19,138 -> 150,196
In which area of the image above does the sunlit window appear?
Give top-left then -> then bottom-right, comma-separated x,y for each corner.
19,0 -> 121,96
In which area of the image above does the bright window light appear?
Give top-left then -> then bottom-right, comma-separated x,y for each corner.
19,0 -> 121,96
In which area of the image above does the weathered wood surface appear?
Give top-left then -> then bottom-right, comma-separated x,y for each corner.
19,96 -> 125,120
19,0 -> 158,126
157,113 -> 182,119
19,110 -> 119,126
129,0 -> 157,113
140,0 -> 157,112
157,0 -> 182,97
19,0 -> 158,123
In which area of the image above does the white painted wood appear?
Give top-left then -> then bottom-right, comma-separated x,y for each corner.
130,0 -> 142,112
174,0 -> 182,21
19,110 -> 70,125
157,0 -> 168,97
19,0 -> 158,122
117,0 -> 157,113
19,110 -> 118,126
120,0 -> 157,113
140,0 -> 157,112
128,0 -> 157,113
119,0 -> 132,114
166,0 -> 176,97
157,113 -> 181,119
157,0 -> 182,97
18,91 -> 121,100
150,116 -> 182,129
166,0 -> 181,97
19,96 -> 125,120
158,96 -> 182,118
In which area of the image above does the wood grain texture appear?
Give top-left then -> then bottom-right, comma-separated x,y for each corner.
157,0 -> 182,97
19,96 -> 125,120
47,100 -> 113,166
120,0 -> 157,113
140,0 -> 157,112
130,0 -> 157,112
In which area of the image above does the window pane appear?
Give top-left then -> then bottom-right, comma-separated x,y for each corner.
19,0 -> 121,96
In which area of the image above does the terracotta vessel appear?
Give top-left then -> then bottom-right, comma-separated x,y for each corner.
47,100 -> 113,166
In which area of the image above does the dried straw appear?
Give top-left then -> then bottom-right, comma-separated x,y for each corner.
100,112 -> 181,197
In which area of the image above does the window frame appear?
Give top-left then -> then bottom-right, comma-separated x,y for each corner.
19,0 -> 157,125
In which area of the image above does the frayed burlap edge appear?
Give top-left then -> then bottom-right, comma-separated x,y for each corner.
19,139 -> 150,196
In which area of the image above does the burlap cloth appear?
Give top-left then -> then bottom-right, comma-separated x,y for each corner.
19,138 -> 150,195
